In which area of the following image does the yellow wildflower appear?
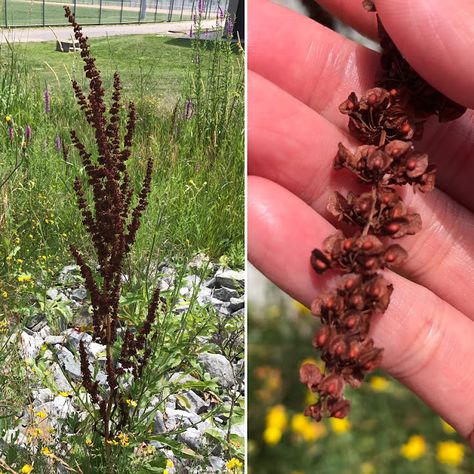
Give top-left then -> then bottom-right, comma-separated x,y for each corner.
126,399 -> 137,407
33,428 -> 43,437
166,460 -> 174,468
436,441 -> 465,466
263,426 -> 283,445
440,419 -> 456,434
291,414 -> 326,442
226,457 -> 243,471
370,376 -> 389,392
2,291 -> 8,298
293,300 -> 310,315
85,438 -> 93,447
5,115 -> 11,122
16,258 -> 24,264
17,274 -> 32,284
400,435 -> 427,461
35,411 -> 47,419
163,470 -> 169,474
361,462 -> 375,474
58,391 -> 72,397
41,447 -> 53,457
330,417 -> 351,434
266,405 -> 287,431
21,466 -> 33,474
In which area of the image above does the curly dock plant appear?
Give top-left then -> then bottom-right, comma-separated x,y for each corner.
64,6 -> 160,444
300,1 -> 466,421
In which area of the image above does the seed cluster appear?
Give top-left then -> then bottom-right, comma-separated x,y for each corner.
64,6 -> 159,440
301,3 -> 466,420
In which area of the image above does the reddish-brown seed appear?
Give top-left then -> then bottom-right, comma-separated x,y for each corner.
362,241 -> 373,250
385,222 -> 400,234
343,239 -> 352,250
407,158 -> 417,170
401,122 -> 411,134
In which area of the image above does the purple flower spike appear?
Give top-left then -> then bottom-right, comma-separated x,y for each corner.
226,17 -> 234,37
8,127 -> 14,141
218,6 -> 225,21
184,99 -> 195,120
25,124 -> 32,142
198,0 -> 205,15
44,87 -> 50,114
189,24 -> 193,38
55,135 -> 61,151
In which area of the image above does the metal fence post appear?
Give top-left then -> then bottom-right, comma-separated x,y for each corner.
99,0 -> 103,24
42,0 -> 45,26
120,0 -> 124,23
73,0 -> 77,16
154,0 -> 158,22
4,0 -> 8,27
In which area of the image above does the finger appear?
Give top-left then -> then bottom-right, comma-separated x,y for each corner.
248,0 -> 379,126
376,0 -> 474,108
248,1 -> 474,211
249,72 -> 474,320
248,175 -> 474,445
315,0 -> 378,39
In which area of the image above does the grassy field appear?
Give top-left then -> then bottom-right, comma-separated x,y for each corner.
13,35 -> 202,106
249,291 -> 474,474
0,1 -> 186,27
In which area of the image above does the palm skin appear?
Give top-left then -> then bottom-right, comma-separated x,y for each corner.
248,0 -> 474,447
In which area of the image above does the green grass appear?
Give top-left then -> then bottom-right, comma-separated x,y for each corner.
0,1 -> 187,27
249,295 -> 474,474
12,35 -> 201,107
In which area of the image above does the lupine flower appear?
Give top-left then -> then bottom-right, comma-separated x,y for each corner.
25,124 -> 32,142
55,135 -> 61,151
44,87 -> 50,113
189,24 -> 193,38
8,126 -> 14,141
184,98 -> 195,120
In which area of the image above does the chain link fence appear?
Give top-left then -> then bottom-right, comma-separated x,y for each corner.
0,0 -> 229,27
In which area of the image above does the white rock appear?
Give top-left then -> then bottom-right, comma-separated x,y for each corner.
198,352 -> 235,388
215,269 -> 245,290
19,331 -> 44,361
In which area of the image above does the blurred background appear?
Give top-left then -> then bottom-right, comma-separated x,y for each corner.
248,2 -> 474,473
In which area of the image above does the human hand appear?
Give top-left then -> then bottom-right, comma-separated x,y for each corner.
248,0 -> 474,447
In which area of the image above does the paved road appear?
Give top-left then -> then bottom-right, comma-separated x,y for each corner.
0,19 -> 215,43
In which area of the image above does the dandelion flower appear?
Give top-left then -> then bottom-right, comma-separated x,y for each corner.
35,411 -> 47,419
5,115 -> 11,123
41,447 -> 53,457
226,457 -> 243,471
17,274 -> 32,284
400,435 -> 427,461
330,417 -> 351,434
263,426 -> 282,445
166,460 -> 174,468
436,441 -> 465,466
21,465 -> 33,474
126,399 -> 137,407
370,376 -> 389,392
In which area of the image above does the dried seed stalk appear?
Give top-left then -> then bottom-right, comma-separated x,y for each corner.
64,6 -> 160,440
301,3 -> 466,421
